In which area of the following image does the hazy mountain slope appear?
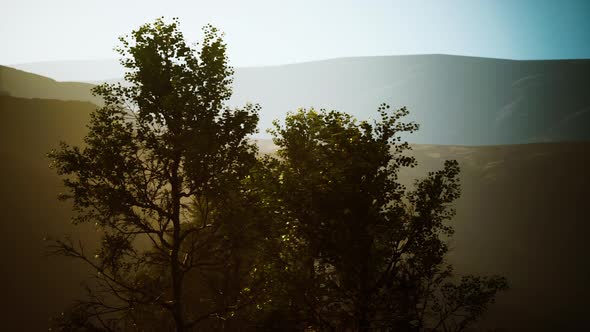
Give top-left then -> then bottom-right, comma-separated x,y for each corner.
1,56 -> 589,328
10,55 -> 590,145
0,96 -> 98,331
1,93 -> 588,330
0,65 -> 101,105
10,59 -> 125,83
402,143 -> 590,331
230,55 -> 590,145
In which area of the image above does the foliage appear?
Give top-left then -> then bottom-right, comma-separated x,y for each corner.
250,106 -> 508,331
48,17 -> 507,332
48,18 -> 260,331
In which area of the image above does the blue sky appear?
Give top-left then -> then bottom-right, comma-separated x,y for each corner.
1,0 -> 589,66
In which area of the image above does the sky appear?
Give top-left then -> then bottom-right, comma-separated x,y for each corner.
1,0 -> 590,66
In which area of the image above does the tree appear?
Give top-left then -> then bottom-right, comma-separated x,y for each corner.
49,17 -> 507,332
48,18 -> 260,331
253,106 -> 508,331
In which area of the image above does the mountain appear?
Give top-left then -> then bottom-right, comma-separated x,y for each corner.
10,59 -> 125,83
0,96 -> 98,331
9,55 -> 590,145
403,143 -> 590,331
1,94 -> 589,330
231,55 -> 590,145
2,55 -> 589,330
0,65 -> 102,105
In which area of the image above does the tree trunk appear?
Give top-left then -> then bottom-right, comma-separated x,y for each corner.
171,249 -> 185,332
358,233 -> 370,331
357,213 -> 371,331
170,156 -> 185,331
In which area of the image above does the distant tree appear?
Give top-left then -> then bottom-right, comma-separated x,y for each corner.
253,106 -> 508,331
48,18 -> 261,331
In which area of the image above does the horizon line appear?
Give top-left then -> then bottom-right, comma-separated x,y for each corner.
7,53 -> 590,69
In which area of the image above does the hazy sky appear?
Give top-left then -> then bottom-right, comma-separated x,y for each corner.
2,0 -> 590,66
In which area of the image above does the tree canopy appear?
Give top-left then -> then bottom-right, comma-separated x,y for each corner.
48,18 -> 507,332
246,107 -> 507,331
49,17 -> 260,331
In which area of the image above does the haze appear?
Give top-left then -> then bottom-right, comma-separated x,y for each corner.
2,0 -> 590,67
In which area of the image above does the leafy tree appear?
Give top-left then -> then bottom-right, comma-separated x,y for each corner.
254,106 -> 508,331
48,17 -> 507,332
48,18 -> 260,331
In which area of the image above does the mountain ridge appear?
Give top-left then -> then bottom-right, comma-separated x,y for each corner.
0,65 -> 102,105
3,54 -> 590,146
9,53 -> 590,77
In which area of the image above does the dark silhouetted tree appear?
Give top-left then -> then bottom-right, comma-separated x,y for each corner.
48,18 -> 261,331
48,18 -> 507,332
251,106 -> 508,331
